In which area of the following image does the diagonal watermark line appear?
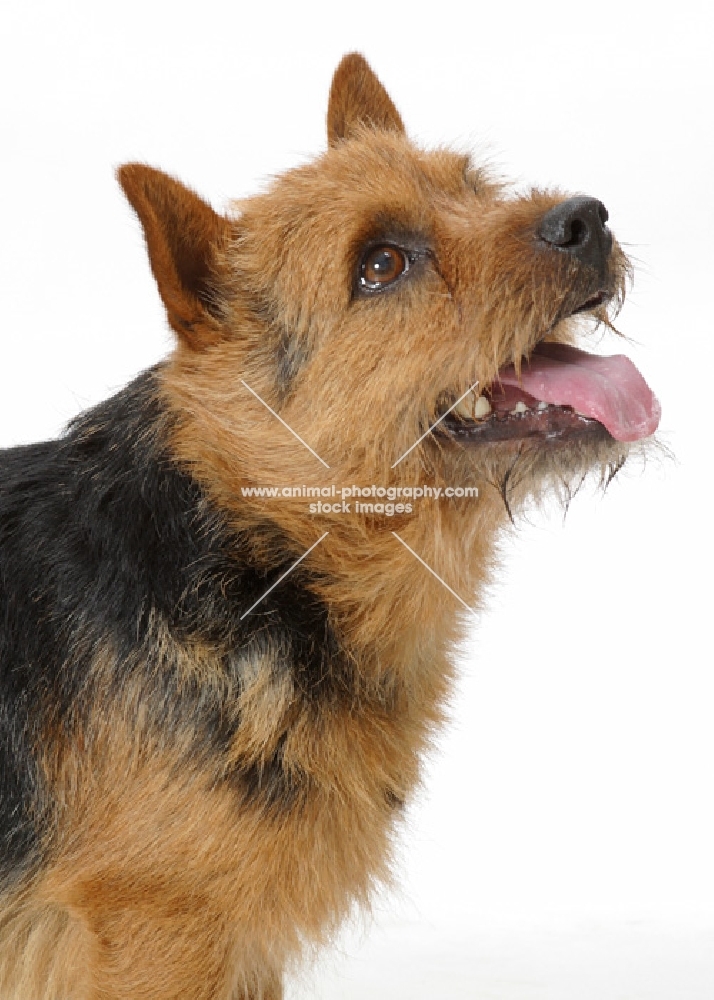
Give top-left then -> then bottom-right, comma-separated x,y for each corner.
240,532 -> 329,620
241,380 -> 330,469
391,380 -> 480,469
392,532 -> 477,619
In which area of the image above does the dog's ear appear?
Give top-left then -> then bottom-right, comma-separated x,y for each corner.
327,53 -> 405,146
117,163 -> 231,350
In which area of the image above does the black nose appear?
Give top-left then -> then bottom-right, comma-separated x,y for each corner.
538,196 -> 613,276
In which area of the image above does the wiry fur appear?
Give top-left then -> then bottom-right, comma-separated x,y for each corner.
0,54 -> 653,998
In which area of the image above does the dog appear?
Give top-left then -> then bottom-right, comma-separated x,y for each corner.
0,53 -> 660,999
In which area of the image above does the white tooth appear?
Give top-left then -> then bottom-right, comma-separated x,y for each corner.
512,401 -> 528,414
536,401 -> 548,411
454,396 -> 474,419
473,394 -> 492,418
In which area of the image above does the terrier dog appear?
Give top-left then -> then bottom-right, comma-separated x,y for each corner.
0,53 -> 659,999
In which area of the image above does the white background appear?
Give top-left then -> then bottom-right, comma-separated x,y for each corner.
1,2 -> 712,996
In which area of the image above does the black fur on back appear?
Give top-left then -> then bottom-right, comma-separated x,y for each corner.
0,366 -> 346,885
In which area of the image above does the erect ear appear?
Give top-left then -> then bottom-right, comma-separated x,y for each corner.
327,53 -> 405,146
117,163 -> 232,349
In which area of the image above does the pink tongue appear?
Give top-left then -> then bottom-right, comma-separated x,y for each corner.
497,343 -> 661,442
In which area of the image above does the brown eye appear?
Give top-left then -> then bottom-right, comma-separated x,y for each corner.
360,245 -> 409,290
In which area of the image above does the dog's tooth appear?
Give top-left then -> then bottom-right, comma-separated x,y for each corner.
453,396 -> 474,419
473,395 -> 492,418
512,401 -> 528,414
536,401 -> 548,411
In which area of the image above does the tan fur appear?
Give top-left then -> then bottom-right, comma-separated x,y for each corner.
30,639 -> 427,999
0,890 -> 91,1000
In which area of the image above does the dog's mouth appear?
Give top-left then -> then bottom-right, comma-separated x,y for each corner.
440,342 -> 661,446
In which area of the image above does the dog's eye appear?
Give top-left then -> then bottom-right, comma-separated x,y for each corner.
359,245 -> 409,290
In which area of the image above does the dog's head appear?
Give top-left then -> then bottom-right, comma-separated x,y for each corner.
118,54 -> 659,548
